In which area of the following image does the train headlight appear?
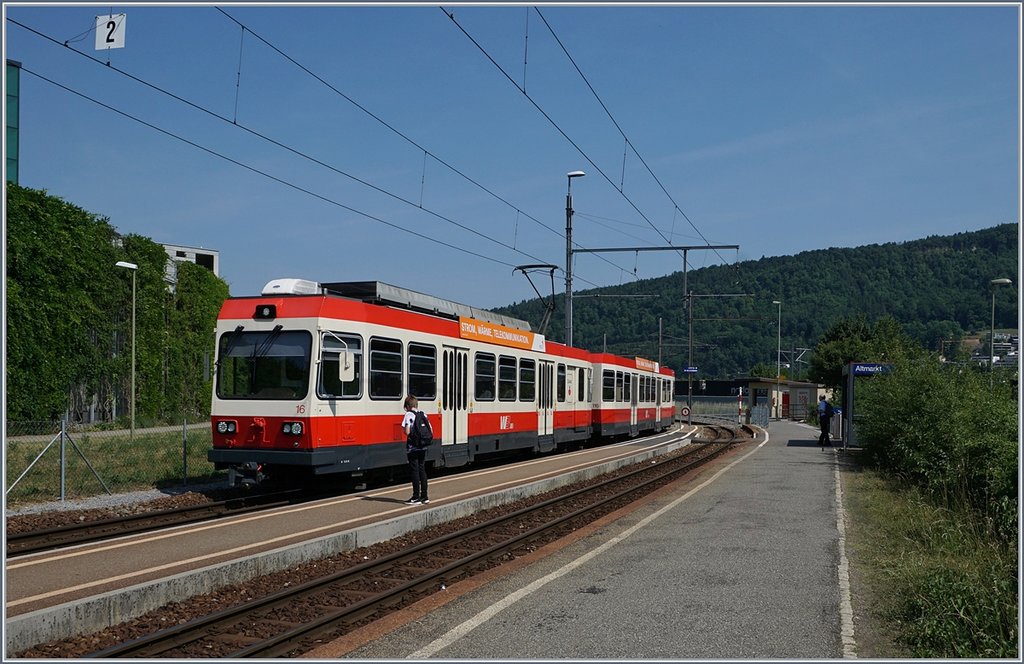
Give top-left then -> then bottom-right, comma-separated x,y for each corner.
282,422 -> 303,435
217,420 -> 237,434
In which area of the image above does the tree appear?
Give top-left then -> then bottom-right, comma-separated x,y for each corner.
5,184 -> 230,424
808,315 -> 924,391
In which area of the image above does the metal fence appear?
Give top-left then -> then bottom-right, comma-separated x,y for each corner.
5,420 -> 222,506
679,396 -> 771,429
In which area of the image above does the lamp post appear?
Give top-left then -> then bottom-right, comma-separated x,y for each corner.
772,300 -> 781,419
565,170 -> 585,347
990,277 -> 1012,387
115,261 -> 138,439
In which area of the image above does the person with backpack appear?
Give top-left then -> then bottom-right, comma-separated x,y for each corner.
817,394 -> 834,446
401,395 -> 433,504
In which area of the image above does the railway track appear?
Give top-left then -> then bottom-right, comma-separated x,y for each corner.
87,426 -> 747,658
6,489 -> 307,557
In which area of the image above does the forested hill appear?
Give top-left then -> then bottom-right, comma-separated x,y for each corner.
494,224 -> 1019,379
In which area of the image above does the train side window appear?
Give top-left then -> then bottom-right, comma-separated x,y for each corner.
519,358 -> 536,402
615,371 -> 624,402
602,370 -> 615,402
408,343 -> 436,400
623,372 -> 632,403
475,353 -> 496,401
557,364 -> 566,402
319,332 -> 362,399
498,355 -> 517,401
369,337 -> 403,399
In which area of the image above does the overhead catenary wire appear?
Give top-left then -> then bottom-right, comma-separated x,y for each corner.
213,8 -> 638,282
8,17 -> 628,291
533,8 -> 728,264
17,64 -> 518,272
445,6 -> 733,268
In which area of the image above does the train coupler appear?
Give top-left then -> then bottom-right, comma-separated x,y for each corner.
227,462 -> 265,488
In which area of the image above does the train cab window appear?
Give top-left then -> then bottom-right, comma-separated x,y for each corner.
318,332 -> 362,399
369,337 -> 403,399
557,364 -> 566,402
408,343 -> 436,399
475,353 -> 496,401
217,329 -> 312,400
602,370 -> 615,402
498,355 -> 517,401
519,358 -> 536,402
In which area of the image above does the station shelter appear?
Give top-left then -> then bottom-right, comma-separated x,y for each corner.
678,376 -> 823,422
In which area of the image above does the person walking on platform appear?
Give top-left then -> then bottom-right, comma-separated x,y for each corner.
818,395 -> 834,446
402,395 -> 432,505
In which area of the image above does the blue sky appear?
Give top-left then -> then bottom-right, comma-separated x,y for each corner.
4,2 -> 1020,311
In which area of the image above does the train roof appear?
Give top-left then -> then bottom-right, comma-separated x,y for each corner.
319,281 -> 532,332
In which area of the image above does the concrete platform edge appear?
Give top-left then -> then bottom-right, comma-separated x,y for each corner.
5,435 -> 689,654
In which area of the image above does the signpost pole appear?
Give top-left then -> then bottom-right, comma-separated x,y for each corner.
687,290 -> 693,426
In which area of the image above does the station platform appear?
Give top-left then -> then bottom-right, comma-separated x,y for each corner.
325,419 -> 857,659
4,425 -> 698,654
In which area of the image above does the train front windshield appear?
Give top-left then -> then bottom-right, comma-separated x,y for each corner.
216,329 -> 312,400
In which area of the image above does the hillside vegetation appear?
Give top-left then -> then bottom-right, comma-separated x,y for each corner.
496,224 -> 1018,379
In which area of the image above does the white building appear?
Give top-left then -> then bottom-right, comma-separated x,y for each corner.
162,243 -> 220,289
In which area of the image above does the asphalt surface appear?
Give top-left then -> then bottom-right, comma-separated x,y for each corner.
345,420 -> 848,659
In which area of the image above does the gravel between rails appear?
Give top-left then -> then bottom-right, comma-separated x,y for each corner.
11,442 -> 723,659
4,485 -> 232,535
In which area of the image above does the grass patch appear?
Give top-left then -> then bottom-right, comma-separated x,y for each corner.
843,462 -> 1018,658
6,428 -> 224,505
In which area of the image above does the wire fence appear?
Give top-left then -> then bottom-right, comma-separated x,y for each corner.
680,396 -> 771,429
5,420 -> 224,507
7,399 -> 783,507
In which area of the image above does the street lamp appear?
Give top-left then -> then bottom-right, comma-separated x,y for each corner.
989,277 -> 1011,387
772,300 -> 781,419
565,170 -> 585,347
115,261 -> 138,439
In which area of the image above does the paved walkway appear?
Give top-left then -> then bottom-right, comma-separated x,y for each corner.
343,420 -> 856,659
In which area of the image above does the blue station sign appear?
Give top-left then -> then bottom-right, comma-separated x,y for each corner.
682,367 -> 699,374
851,363 -> 894,376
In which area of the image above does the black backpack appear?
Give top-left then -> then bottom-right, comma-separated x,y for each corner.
411,411 -> 433,447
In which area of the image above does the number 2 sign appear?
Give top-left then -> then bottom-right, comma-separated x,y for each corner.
95,14 -> 126,51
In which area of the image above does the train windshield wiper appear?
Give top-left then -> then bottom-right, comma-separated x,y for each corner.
254,324 -> 284,359
216,325 -> 245,367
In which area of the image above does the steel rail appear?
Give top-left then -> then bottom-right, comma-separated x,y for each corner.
87,434 -> 742,658
6,489 -> 305,557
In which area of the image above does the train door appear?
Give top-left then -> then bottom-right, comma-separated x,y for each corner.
582,367 -> 592,431
441,346 -> 469,448
629,373 -> 639,435
655,376 -> 663,429
538,360 -> 555,451
566,365 -> 584,431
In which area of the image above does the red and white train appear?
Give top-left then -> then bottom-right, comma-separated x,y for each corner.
209,279 -> 676,486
